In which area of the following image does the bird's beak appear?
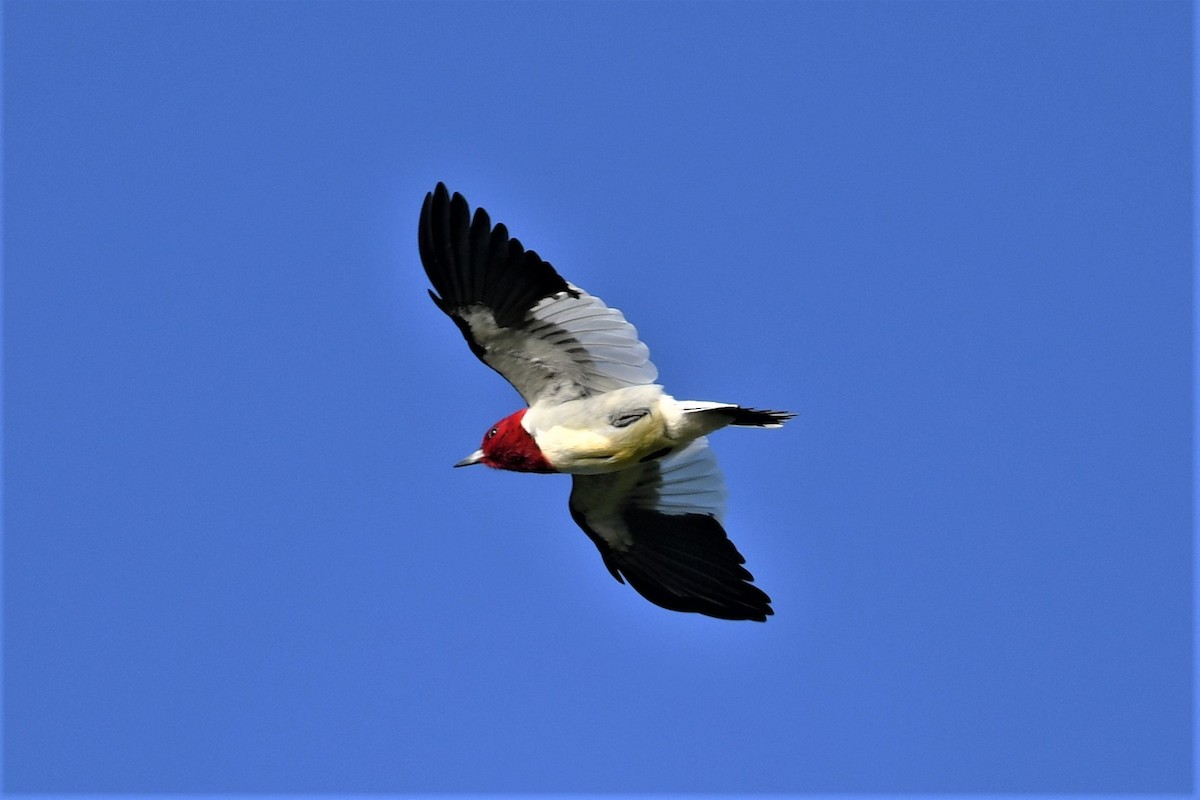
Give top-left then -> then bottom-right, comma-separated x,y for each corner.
453,449 -> 485,468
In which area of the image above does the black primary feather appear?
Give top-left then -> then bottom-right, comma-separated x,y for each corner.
569,505 -> 774,622
419,183 -> 575,330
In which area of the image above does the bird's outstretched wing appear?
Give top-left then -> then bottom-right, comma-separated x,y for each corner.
568,439 -> 773,621
418,183 -> 658,406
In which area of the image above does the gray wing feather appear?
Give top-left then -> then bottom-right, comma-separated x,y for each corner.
624,439 -> 729,521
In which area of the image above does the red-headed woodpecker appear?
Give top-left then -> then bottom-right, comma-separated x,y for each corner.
418,183 -> 793,622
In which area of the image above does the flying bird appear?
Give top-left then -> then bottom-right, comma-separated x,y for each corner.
418,183 -> 793,621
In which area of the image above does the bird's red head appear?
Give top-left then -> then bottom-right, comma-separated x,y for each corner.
459,409 -> 556,473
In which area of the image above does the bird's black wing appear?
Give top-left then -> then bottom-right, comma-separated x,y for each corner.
418,183 -> 658,406
568,439 -> 773,621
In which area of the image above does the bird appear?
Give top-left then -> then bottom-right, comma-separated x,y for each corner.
417,183 -> 793,621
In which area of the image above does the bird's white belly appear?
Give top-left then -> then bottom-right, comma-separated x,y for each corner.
523,385 -> 690,474
533,410 -> 675,475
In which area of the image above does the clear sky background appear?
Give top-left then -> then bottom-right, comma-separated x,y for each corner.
3,1 -> 1192,794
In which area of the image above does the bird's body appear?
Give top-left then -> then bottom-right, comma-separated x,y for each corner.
528,385 -> 679,474
477,384 -> 788,475
418,183 -> 793,621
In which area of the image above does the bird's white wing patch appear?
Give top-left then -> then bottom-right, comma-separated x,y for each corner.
516,286 -> 658,402
454,289 -> 657,406
569,438 -> 728,552
625,438 -> 728,521
531,288 -> 655,379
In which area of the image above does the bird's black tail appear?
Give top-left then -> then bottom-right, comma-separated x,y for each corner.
680,402 -> 795,429
719,406 -> 795,428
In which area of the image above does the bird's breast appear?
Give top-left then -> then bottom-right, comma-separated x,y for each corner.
533,411 -> 673,475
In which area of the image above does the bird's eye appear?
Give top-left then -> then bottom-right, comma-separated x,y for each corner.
487,427 -> 498,439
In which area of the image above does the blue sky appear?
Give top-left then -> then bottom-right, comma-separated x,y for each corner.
3,0 -> 1192,794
